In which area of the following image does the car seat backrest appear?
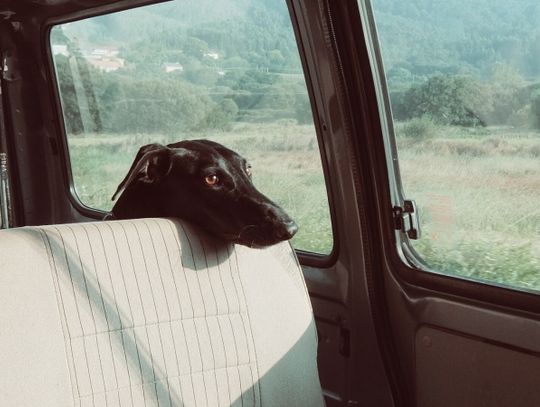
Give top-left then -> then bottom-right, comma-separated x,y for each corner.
0,218 -> 324,406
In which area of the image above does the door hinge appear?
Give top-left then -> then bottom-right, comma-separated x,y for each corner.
393,199 -> 420,240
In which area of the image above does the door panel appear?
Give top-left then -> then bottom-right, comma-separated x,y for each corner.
416,326 -> 540,407
384,269 -> 540,405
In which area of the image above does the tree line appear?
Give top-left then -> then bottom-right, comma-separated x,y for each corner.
390,66 -> 540,129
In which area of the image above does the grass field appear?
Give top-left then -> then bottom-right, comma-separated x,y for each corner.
68,122 -> 540,292
396,125 -> 540,291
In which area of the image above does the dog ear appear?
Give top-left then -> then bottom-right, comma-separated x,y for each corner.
112,143 -> 172,201
143,148 -> 174,183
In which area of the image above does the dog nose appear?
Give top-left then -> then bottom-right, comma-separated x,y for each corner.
275,220 -> 299,240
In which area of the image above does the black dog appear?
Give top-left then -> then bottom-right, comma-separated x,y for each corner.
109,139 -> 298,248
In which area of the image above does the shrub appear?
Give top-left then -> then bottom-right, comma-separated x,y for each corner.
399,116 -> 437,141
200,98 -> 239,131
530,92 -> 540,130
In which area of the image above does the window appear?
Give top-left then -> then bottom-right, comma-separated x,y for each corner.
51,1 -> 333,254
368,1 -> 540,291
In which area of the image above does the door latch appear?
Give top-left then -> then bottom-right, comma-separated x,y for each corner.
393,199 -> 420,240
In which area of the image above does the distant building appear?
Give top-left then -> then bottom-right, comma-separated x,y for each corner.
204,52 -> 219,60
90,46 -> 119,58
87,57 -> 125,72
164,62 -> 184,73
85,45 -> 124,72
52,44 -> 69,56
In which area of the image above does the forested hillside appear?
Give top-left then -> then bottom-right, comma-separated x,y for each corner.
373,0 -> 540,79
52,0 -> 308,135
370,0 -> 540,128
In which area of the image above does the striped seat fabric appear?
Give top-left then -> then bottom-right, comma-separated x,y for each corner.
0,218 -> 324,407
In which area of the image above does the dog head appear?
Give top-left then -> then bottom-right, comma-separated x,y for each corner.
111,139 -> 298,248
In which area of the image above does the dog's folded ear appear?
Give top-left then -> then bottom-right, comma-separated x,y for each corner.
112,143 -> 173,201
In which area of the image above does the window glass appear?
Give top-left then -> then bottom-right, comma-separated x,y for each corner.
51,0 -> 333,254
370,1 -> 540,290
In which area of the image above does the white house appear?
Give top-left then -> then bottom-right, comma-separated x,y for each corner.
52,44 -> 69,56
164,62 -> 184,73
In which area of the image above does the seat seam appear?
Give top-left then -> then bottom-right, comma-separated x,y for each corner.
75,362 -> 257,400
38,228 -> 80,405
67,308 -> 247,339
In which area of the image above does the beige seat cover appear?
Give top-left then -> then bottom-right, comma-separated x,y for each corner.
0,218 -> 324,407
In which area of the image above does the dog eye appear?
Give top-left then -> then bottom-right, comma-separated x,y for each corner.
204,174 -> 219,186
245,164 -> 252,176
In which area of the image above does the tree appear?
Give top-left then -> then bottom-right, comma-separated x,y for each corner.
182,37 -> 209,59
54,55 -> 84,134
267,49 -> 285,71
97,76 -> 214,134
485,64 -> 526,125
530,90 -> 540,130
401,75 -> 486,126
201,98 -> 239,130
